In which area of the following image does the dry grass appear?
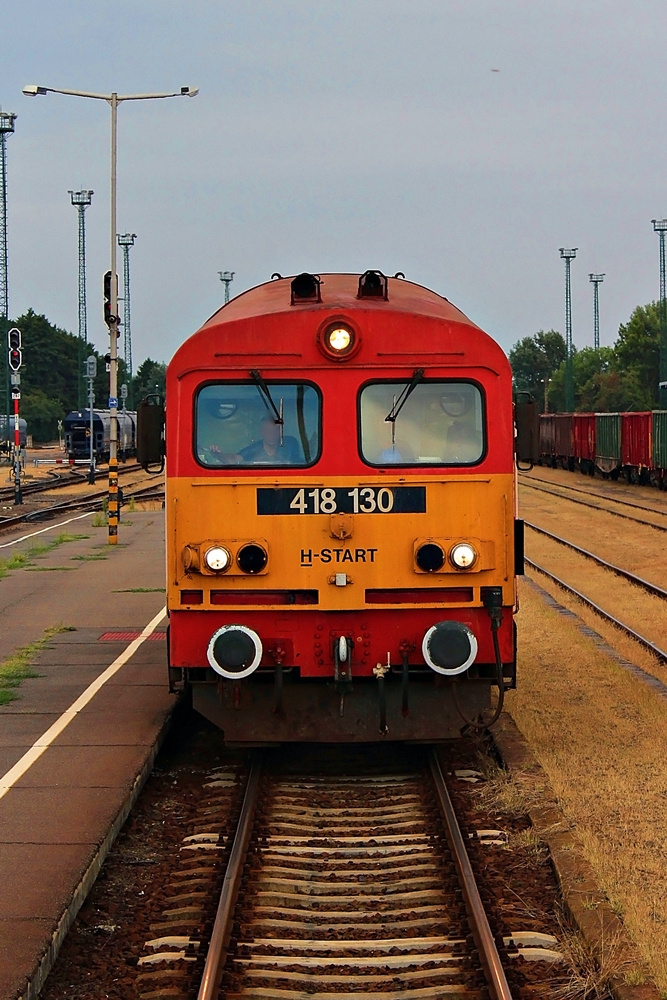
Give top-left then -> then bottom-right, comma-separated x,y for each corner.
525,529 -> 667,658
474,754 -> 551,816
508,581 -> 667,991
551,915 -> 630,1000
519,481 -> 667,589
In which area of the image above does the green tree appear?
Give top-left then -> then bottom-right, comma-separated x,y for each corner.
509,330 -> 567,400
133,358 -> 166,401
5,310 -> 131,442
20,390 -> 64,443
613,302 -> 660,407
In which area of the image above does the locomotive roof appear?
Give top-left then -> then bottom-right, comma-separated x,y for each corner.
201,273 -> 481,330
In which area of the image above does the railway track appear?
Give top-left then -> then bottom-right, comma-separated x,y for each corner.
525,558 -> 667,664
524,521 -> 667,600
0,477 -> 164,531
177,750 -> 516,1000
521,470 -> 667,512
519,477 -> 667,533
0,461 -> 143,505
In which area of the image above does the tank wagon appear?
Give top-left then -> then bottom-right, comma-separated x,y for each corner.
140,271 -> 528,743
64,409 -> 137,462
0,416 -> 27,450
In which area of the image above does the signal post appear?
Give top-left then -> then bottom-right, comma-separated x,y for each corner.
7,327 -> 22,504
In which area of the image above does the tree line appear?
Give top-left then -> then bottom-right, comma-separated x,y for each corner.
2,310 -> 166,442
509,302 -> 661,412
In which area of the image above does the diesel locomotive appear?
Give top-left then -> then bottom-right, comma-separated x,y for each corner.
140,271 -> 528,743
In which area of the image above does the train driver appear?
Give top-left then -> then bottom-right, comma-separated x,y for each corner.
207,414 -> 301,465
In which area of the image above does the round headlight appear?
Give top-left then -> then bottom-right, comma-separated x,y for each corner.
450,543 -> 477,570
327,326 -> 353,352
204,546 -> 231,572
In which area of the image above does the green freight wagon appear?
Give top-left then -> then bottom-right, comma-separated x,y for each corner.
595,412 -> 621,476
653,411 -> 667,484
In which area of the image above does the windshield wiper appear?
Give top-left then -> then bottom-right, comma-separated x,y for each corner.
384,368 -> 425,424
250,369 -> 284,446
250,369 -> 283,424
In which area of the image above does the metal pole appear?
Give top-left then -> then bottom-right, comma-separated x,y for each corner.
89,378 -> 95,484
660,229 -> 667,408
218,270 -> 235,304
0,112 -> 17,453
108,94 -> 119,544
0,132 -> 7,452
652,221 -> 667,408
588,273 -> 604,351
12,390 -> 21,504
560,248 -> 577,411
70,190 -> 93,408
118,233 -> 136,407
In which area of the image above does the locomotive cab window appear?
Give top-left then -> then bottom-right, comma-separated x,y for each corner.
196,382 -> 321,467
359,380 -> 485,466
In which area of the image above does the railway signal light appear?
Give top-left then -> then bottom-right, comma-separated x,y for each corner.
103,270 -> 118,325
8,327 -> 22,371
86,355 -> 97,379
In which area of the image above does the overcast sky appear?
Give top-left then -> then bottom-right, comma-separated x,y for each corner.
3,1 -> 666,367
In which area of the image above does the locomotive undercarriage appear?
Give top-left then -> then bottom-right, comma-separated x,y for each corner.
189,670 -> 499,744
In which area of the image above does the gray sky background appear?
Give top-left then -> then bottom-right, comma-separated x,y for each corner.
2,1 -> 666,366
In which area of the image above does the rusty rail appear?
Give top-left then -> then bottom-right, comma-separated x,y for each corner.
196,756 -> 263,1000
429,750 -> 514,1000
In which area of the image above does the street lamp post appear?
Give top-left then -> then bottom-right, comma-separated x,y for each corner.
23,83 -> 198,542
540,377 -> 551,414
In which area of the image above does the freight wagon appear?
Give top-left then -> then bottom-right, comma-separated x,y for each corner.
64,409 -> 137,462
539,410 -> 667,488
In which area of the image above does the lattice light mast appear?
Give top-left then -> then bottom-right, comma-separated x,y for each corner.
117,232 -> 136,405
588,273 -> 605,351
652,219 -> 667,409
559,248 -> 578,411
0,110 -> 17,447
69,189 -> 94,408
218,270 -> 235,304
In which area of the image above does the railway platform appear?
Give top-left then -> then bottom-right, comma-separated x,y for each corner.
0,510 -> 172,1000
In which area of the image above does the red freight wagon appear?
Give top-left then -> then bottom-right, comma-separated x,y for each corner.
572,413 -> 596,473
621,412 -> 652,480
539,414 -> 555,463
553,414 -> 574,468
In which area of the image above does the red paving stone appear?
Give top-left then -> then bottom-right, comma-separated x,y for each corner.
0,511 -> 174,1000
0,921 -> 56,1000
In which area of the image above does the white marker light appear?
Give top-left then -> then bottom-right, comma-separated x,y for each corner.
450,542 -> 477,570
204,546 -> 231,572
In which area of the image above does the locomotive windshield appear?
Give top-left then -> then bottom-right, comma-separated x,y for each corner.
196,382 -> 321,467
359,380 -> 484,466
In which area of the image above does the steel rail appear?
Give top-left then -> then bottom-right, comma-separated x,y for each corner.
429,749 -> 513,1000
520,480 -> 667,533
525,521 -> 667,600
197,757 -> 263,1000
525,559 -> 667,664
520,471 -> 667,517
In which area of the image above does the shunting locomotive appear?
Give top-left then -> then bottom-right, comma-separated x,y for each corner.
140,271 -> 526,743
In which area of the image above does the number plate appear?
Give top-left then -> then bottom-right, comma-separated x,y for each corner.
256,486 -> 426,515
